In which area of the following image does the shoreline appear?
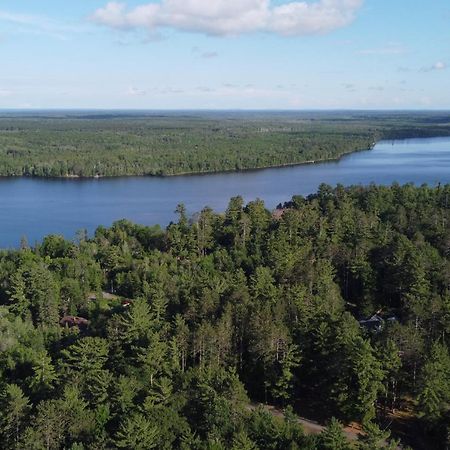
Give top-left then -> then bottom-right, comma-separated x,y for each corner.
1,133 -> 450,180
0,145 -> 374,181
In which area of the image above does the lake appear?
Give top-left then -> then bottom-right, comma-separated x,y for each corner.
1,136 -> 450,248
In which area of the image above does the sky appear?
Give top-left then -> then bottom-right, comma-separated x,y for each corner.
0,0 -> 449,110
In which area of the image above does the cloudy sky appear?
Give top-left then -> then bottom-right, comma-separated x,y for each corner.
0,0 -> 449,109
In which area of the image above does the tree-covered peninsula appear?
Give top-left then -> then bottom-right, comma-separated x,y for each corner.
1,111 -> 450,177
1,183 -> 450,448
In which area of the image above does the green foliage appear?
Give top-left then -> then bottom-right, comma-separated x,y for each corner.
29,350 -> 58,394
349,337 -> 385,424
115,413 -> 159,449
319,418 -> 351,450
1,183 -> 450,447
418,341 -> 450,422
231,430 -> 258,450
0,383 -> 30,449
0,111 -> 448,178
248,407 -> 282,449
356,421 -> 399,450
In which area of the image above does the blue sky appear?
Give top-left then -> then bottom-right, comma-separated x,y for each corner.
0,0 -> 449,109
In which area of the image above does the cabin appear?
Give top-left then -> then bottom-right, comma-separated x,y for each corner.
272,208 -> 288,220
359,314 -> 384,333
60,316 -> 89,329
359,312 -> 398,333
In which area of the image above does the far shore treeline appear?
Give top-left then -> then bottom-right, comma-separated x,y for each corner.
1,183 -> 450,448
1,111 -> 450,178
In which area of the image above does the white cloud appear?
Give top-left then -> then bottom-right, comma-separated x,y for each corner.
420,61 -> 447,72
91,0 -> 363,37
0,89 -> 13,97
127,86 -> 146,96
434,61 -> 446,70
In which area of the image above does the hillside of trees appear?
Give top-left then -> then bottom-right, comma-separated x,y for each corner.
1,111 -> 450,177
1,183 -> 450,448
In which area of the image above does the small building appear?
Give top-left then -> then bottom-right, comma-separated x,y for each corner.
359,314 -> 384,333
60,316 -> 89,329
359,313 -> 398,333
272,208 -> 288,220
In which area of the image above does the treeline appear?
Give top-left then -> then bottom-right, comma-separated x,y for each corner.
0,111 -> 450,177
1,183 -> 450,448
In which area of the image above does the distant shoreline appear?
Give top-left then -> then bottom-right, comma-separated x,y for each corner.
2,132 -> 450,180
4,135 -> 447,180
1,111 -> 449,180
0,145 -> 376,180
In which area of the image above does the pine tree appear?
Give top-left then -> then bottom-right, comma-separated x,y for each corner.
0,384 -> 30,449
28,263 -> 60,327
357,421 -> 398,450
272,343 -> 301,404
8,269 -> 30,320
174,314 -> 190,372
29,350 -> 58,395
319,418 -> 351,450
231,430 -> 257,450
380,339 -> 401,412
29,400 -> 68,450
119,297 -> 153,345
418,341 -> 450,422
61,337 -> 112,406
343,337 -> 385,424
115,413 -> 159,449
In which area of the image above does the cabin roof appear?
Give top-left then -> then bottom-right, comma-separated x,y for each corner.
60,315 -> 89,327
272,208 -> 288,220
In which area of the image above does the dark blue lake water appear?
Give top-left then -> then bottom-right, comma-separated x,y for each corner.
1,136 -> 450,248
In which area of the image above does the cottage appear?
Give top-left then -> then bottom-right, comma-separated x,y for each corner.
359,312 -> 398,333
359,314 -> 384,333
272,208 -> 288,220
60,316 -> 89,329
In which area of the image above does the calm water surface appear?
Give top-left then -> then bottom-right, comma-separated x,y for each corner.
1,136 -> 450,248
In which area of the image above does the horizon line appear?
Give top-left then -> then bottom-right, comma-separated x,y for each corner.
1,108 -> 450,113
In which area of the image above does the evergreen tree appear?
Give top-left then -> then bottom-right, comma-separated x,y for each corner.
319,417 -> 351,450
357,421 -> 398,450
418,341 -> 450,422
29,351 -> 57,390
0,384 -> 30,449
115,413 -> 159,449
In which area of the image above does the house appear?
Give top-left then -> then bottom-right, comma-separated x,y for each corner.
359,314 -> 384,333
60,316 -> 89,329
272,208 -> 288,220
359,312 -> 398,333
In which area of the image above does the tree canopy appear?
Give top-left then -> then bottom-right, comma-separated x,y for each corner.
1,183 -> 450,448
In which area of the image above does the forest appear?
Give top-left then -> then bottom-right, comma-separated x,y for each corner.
0,111 -> 450,177
1,183 -> 450,449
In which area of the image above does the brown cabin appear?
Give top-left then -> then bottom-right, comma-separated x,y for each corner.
272,208 -> 288,220
60,316 -> 89,329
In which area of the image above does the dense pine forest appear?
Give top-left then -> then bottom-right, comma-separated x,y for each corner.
1,183 -> 450,449
1,111 -> 450,177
